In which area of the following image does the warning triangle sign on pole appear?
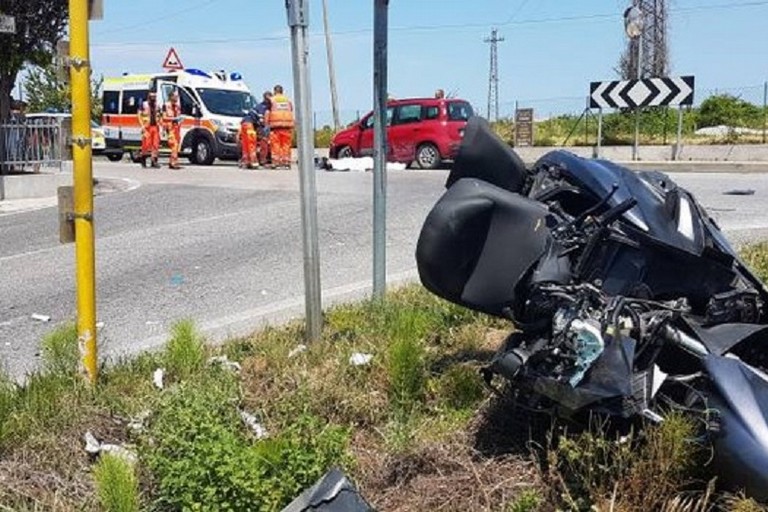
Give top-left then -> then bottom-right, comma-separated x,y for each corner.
162,47 -> 184,71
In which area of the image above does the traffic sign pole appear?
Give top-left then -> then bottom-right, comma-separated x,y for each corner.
372,0 -> 389,300
286,0 -> 322,342
69,0 -> 98,384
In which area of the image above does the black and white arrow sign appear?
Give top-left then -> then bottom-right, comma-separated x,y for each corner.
590,76 -> 695,109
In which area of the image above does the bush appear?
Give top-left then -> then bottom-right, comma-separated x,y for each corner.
93,453 -> 141,512
143,370 -> 350,511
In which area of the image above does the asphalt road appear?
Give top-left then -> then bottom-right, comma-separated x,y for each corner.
2,160 -> 768,378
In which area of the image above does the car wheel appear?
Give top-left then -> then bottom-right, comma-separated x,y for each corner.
336,146 -> 354,159
192,137 -> 215,165
106,152 -> 123,162
416,143 -> 440,170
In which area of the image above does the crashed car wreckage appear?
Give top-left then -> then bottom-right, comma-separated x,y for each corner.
416,116 -> 768,500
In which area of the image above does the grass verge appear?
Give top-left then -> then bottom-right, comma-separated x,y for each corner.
1,266 -> 768,510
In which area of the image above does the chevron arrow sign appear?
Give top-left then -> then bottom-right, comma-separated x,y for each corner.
590,76 -> 695,109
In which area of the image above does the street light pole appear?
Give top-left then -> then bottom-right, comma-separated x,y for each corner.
625,5 -> 645,162
633,36 -> 643,160
286,0 -> 323,341
372,0 -> 389,299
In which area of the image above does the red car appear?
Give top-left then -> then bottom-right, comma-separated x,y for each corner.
329,97 -> 474,169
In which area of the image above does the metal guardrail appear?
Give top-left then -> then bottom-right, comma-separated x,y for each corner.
0,118 -> 69,172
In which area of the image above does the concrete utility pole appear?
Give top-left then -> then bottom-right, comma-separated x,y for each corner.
372,0 -> 389,299
286,0 -> 323,341
321,0 -> 341,131
484,28 -> 504,122
69,0 -> 97,383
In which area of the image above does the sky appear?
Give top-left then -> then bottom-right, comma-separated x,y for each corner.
66,0 -> 768,125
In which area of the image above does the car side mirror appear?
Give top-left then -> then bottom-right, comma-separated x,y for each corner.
192,106 -> 202,118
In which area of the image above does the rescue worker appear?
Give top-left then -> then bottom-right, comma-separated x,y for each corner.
138,91 -> 161,168
266,85 -> 294,169
163,89 -> 183,170
239,108 -> 258,169
254,91 -> 272,167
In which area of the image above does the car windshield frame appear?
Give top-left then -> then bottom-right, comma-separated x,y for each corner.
195,88 -> 256,117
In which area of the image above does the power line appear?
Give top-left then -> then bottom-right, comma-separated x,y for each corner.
91,0 -> 768,49
92,0 -> 219,35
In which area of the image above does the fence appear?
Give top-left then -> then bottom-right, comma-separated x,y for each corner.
0,118 -> 69,173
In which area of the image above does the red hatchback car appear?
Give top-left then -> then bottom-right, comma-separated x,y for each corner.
329,98 -> 474,169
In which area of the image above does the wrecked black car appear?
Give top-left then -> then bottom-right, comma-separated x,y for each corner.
416,117 -> 768,500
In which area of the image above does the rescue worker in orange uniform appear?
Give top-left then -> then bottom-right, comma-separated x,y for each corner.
138,91 -> 161,168
239,108 -> 259,169
255,91 -> 272,167
163,90 -> 183,170
266,84 -> 294,169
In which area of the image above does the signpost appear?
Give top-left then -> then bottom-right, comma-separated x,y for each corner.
285,0 -> 322,342
0,14 -> 15,34
372,0 -> 389,299
514,107 -> 534,147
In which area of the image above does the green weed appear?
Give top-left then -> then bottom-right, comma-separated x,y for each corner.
164,319 -> 205,379
437,364 -> 486,410
741,242 -> 768,283
93,453 -> 140,512
40,323 -> 79,377
507,489 -> 543,512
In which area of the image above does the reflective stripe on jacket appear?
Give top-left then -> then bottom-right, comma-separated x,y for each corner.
268,94 -> 294,129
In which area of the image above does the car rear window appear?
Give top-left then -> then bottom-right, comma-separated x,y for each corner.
447,101 -> 473,121
424,106 -> 439,120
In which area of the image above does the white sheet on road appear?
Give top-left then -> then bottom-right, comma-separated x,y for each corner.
328,157 -> 407,172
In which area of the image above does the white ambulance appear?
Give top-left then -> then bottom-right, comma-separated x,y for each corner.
101,69 -> 256,165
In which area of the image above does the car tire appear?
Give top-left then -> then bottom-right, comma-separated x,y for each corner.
192,137 -> 215,166
416,143 -> 440,170
336,145 -> 354,159
106,152 -> 123,162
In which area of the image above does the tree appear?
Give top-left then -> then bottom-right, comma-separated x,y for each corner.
697,94 -> 761,129
24,63 -> 103,121
0,0 -> 68,122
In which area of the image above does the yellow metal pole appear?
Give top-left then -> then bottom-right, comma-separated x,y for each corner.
69,0 -> 97,384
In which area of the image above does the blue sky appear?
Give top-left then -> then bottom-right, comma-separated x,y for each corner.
85,0 -> 768,125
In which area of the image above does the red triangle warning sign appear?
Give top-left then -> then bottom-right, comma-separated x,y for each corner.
162,47 -> 184,71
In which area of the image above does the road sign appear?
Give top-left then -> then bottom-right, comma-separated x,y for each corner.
590,76 -> 695,109
0,14 -> 16,34
515,107 -> 534,147
162,47 -> 184,71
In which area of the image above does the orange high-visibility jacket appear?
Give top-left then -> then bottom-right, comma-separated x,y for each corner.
268,94 -> 295,129
138,100 -> 160,127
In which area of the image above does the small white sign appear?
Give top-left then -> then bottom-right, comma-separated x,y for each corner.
0,14 -> 16,34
